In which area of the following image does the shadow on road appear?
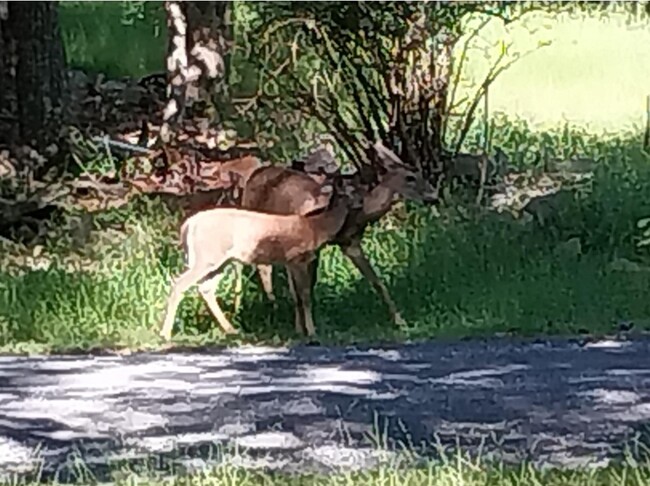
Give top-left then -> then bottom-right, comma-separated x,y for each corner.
2,337 -> 650,482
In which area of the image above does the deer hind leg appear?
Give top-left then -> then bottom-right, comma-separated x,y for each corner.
288,261 -> 317,337
232,261 -> 244,314
286,266 -> 305,335
160,265 -> 216,341
198,266 -> 239,335
341,242 -> 406,327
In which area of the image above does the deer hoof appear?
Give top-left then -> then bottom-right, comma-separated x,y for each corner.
306,336 -> 320,346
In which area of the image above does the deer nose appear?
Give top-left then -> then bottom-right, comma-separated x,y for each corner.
422,191 -> 440,204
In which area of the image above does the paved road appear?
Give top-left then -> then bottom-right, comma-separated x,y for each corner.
1,336 -> 650,482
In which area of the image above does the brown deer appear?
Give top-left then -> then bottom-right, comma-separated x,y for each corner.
236,141 -> 439,332
159,174 -> 360,341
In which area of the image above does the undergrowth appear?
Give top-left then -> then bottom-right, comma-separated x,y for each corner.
1,121 -> 650,353
3,4 -> 650,353
5,446 -> 650,486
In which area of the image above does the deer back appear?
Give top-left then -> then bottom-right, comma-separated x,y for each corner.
242,165 -> 332,216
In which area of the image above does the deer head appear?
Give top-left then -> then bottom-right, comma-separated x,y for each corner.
371,141 -> 439,203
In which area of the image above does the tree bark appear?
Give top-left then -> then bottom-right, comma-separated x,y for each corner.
0,1 -> 18,144
0,2 -> 6,115
159,0 -> 231,145
8,1 -> 66,151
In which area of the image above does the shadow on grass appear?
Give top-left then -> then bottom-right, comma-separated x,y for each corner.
2,146 -> 650,350
2,338 -> 650,482
236,209 -> 650,345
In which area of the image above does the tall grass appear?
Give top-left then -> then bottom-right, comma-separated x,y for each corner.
7,451 -> 650,486
2,121 -> 650,352
2,4 -> 647,352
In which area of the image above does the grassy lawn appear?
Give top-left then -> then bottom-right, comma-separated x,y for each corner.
457,9 -> 650,133
3,5 -> 650,484
2,117 -> 650,353
58,1 -> 166,78
0,0 -> 646,353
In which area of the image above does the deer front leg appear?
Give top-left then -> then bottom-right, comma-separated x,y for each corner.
286,265 -> 305,335
288,261 -> 317,337
341,242 -> 406,327
232,261 -> 244,313
160,267 -> 213,341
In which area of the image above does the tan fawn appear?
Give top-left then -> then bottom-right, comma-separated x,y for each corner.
236,141 -> 439,333
159,175 -> 360,341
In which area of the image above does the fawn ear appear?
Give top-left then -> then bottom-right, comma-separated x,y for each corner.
302,145 -> 340,176
299,181 -> 334,216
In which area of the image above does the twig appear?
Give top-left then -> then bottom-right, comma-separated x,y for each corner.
90,136 -> 153,155
443,16 -> 491,142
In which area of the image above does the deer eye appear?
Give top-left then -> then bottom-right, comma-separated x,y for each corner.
405,174 -> 417,183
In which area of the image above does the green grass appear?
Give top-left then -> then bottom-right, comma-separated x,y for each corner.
9,2 -> 650,351
8,451 -> 650,486
2,120 -> 650,353
455,9 -> 650,133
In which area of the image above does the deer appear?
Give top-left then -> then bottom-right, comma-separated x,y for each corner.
159,173 -> 361,341
234,140 -> 439,333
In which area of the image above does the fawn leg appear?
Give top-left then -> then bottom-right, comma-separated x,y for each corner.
286,266 -> 305,335
198,267 -> 239,335
232,262 -> 243,314
341,241 -> 406,326
257,264 -> 276,304
160,266 -> 214,341
288,261 -> 317,337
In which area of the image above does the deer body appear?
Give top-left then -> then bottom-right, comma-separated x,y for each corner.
182,205 -> 347,265
242,165 -> 330,216
237,142 -> 438,332
160,179 -> 353,341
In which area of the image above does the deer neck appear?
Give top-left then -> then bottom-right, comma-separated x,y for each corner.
306,194 -> 350,247
361,182 -> 395,222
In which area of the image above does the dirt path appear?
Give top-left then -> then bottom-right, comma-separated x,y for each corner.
1,336 -> 649,481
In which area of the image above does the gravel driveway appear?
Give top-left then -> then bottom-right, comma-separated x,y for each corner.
1,336 -> 650,481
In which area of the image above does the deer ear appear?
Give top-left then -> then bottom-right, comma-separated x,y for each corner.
373,140 -> 406,170
319,182 -> 334,196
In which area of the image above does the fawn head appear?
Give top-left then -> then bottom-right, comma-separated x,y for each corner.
372,141 -> 439,203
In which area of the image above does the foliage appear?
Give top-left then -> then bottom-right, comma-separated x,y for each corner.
2,118 -> 650,353
2,1 -> 648,353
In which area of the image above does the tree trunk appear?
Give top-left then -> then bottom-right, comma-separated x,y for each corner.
0,1 -> 18,144
159,0 -> 231,145
0,2 -> 6,115
8,1 -> 66,151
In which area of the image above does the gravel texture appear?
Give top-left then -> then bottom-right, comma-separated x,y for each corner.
1,336 -> 650,481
